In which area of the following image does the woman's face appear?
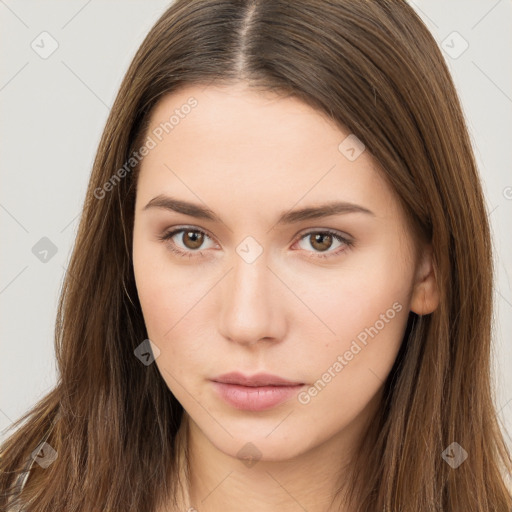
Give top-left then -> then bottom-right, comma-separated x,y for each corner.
132,83 -> 437,461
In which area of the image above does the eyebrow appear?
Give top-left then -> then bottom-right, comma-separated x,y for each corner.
142,194 -> 374,225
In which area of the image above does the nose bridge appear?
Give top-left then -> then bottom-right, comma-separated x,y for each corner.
218,245 -> 284,345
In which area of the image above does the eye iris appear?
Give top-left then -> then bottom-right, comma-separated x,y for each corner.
310,233 -> 332,252
183,230 -> 204,249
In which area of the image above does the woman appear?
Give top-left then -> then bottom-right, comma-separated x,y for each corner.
1,0 -> 511,510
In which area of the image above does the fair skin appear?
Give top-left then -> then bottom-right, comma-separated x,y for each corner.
132,82 -> 439,512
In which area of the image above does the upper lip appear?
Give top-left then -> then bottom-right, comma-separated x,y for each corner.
211,372 -> 304,387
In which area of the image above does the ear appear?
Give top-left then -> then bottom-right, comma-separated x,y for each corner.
410,243 -> 439,316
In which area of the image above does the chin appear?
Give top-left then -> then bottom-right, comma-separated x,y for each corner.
209,425 -> 320,464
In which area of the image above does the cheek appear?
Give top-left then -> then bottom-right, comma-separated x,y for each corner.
133,231 -> 195,332
133,238 -> 167,336
289,242 -> 413,391
132,236 -> 217,378
288,239 -> 413,337
292,282 -> 410,441
133,261 -> 202,398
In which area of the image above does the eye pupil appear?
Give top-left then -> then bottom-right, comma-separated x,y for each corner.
311,233 -> 332,252
183,230 -> 204,249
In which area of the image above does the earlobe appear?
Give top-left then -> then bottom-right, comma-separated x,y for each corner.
410,245 -> 439,316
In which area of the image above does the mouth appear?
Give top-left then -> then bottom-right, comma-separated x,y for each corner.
210,372 -> 305,411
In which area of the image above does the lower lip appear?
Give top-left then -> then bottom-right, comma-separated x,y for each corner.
211,381 -> 304,411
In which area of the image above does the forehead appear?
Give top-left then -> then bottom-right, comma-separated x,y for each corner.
136,83 -> 397,223
145,83 -> 350,155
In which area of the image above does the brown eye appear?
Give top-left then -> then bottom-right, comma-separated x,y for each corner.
295,229 -> 353,260
158,227 -> 216,259
181,230 -> 204,250
309,233 -> 334,252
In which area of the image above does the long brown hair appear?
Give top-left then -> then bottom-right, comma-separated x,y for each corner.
1,1 -> 511,510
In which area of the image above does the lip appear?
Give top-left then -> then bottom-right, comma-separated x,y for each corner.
210,372 -> 305,411
211,371 -> 304,387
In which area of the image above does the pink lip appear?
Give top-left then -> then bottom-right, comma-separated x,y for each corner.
212,371 -> 304,387
210,372 -> 305,411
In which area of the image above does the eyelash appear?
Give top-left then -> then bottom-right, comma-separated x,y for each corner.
157,226 -> 354,260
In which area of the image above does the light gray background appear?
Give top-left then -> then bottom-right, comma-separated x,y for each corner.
1,0 -> 511,450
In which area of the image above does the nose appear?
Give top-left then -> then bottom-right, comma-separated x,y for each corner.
217,251 -> 286,347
